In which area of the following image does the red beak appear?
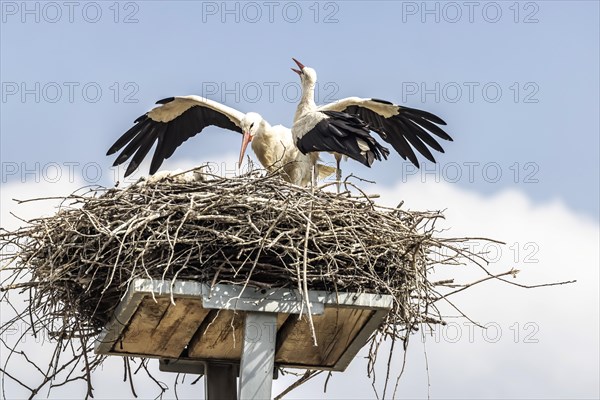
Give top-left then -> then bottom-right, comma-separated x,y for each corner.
291,57 -> 305,76
238,131 -> 252,166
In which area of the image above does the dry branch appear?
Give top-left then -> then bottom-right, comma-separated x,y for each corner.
0,168 -> 502,399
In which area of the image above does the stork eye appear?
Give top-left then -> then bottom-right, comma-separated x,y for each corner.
250,123 -> 254,129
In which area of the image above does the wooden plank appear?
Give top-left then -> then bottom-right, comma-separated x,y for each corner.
115,296 -> 208,358
276,313 -> 289,330
153,297 -> 209,357
188,311 -> 289,360
275,307 -> 374,367
188,309 -> 246,360
321,308 -> 374,366
114,296 -> 170,355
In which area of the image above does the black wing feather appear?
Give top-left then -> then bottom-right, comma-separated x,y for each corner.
112,120 -> 157,166
407,114 -> 453,141
336,101 -> 452,167
125,125 -> 161,177
344,105 -> 415,163
400,105 -> 447,125
395,118 -> 436,164
403,118 -> 445,153
149,124 -> 169,175
162,117 -> 181,159
297,111 -> 389,167
108,99 -> 242,177
134,114 -> 147,124
107,116 -> 150,156
383,123 -> 418,165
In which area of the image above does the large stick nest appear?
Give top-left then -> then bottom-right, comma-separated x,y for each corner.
0,169 -> 494,398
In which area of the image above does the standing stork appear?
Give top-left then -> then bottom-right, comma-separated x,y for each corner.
106,95 -> 334,186
290,58 -> 453,185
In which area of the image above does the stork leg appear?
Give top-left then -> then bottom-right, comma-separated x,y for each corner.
335,153 -> 342,194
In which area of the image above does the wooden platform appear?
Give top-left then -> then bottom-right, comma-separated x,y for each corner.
95,279 -> 392,372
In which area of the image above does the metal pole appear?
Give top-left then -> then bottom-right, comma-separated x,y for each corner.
238,312 -> 277,400
205,362 -> 238,400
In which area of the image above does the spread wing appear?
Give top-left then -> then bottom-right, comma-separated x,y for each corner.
295,111 -> 390,167
318,97 -> 452,167
107,95 -> 245,176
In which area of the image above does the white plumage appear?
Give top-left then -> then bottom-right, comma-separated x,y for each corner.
107,95 -> 334,186
290,58 -> 453,184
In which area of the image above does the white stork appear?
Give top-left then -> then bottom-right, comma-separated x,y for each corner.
290,58 -> 453,184
106,95 -> 334,186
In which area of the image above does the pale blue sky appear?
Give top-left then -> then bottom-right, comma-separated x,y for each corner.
1,1 -> 599,219
0,2 -> 599,399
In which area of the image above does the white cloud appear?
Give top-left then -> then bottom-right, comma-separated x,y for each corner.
274,180 -> 599,399
1,176 -> 598,399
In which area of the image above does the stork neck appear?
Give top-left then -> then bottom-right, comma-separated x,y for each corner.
295,81 -> 317,121
252,121 -> 275,151
255,120 -> 272,138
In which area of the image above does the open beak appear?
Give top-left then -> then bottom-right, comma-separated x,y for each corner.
291,57 -> 305,76
238,131 -> 252,166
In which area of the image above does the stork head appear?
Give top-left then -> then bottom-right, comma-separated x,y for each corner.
291,58 -> 317,86
238,112 -> 264,166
